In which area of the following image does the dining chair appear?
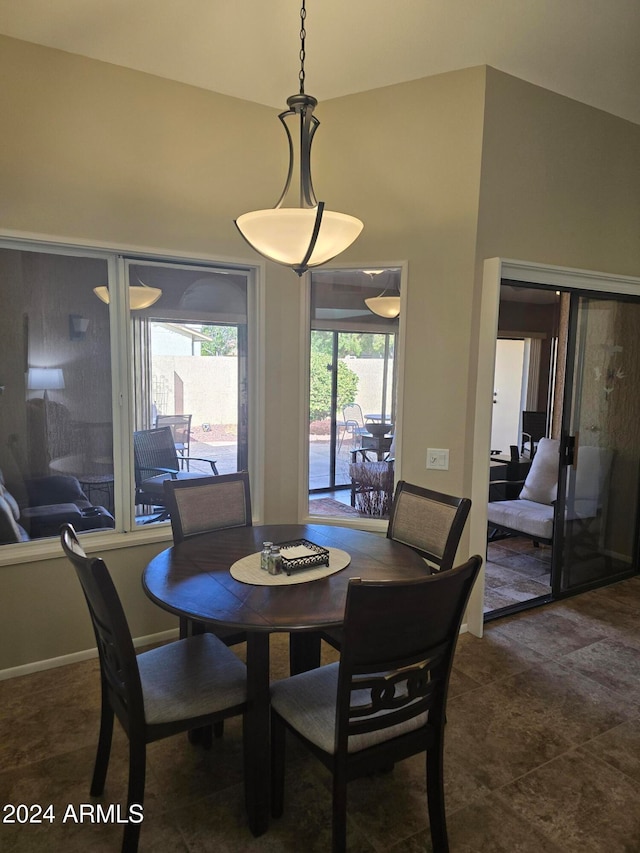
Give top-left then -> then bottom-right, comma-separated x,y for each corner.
387,480 -> 472,572
163,472 -> 251,647
321,480 -> 472,652
270,555 -> 483,853
60,524 -> 247,853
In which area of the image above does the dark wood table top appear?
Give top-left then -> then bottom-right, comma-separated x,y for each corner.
143,523 -> 428,632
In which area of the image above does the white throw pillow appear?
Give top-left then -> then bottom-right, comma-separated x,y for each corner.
519,438 -> 560,505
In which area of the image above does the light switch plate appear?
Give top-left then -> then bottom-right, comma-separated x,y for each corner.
426,448 -> 449,470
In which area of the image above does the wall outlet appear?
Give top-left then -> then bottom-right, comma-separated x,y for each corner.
426,448 -> 449,470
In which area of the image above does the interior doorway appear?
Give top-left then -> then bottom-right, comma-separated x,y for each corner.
484,280 -> 640,619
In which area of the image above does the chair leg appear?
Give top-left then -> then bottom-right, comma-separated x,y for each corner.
331,763 -> 348,853
122,737 -> 146,853
426,736 -> 449,853
270,712 -> 286,819
90,688 -> 114,796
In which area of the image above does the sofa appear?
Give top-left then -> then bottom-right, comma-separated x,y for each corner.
0,469 -> 115,545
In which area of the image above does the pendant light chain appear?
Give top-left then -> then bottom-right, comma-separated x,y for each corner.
299,1 -> 307,95
234,0 -> 363,275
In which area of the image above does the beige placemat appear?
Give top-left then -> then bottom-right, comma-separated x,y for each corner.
230,548 -> 351,586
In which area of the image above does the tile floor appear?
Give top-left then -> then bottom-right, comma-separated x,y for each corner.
2,575 -> 640,852
484,536 -> 552,613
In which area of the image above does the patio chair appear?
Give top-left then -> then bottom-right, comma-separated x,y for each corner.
60,524 -> 247,853
348,448 -> 395,516
155,414 -> 192,469
488,437 -> 613,548
338,403 -> 369,451
270,555 -> 483,853
133,427 -> 218,519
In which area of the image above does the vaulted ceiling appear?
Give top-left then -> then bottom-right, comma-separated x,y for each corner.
1,0 -> 639,124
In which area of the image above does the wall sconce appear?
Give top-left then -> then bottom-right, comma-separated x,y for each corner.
69,314 -> 90,340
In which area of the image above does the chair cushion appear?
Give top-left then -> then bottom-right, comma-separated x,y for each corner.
487,498 -> 554,540
140,472 -> 208,500
519,438 -> 560,505
137,633 -> 246,725
270,662 -> 427,755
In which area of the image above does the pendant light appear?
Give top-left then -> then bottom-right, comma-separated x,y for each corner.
235,0 -> 363,276
363,270 -> 401,318
93,282 -> 162,310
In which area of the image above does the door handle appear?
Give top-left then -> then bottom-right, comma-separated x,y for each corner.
562,435 -> 575,466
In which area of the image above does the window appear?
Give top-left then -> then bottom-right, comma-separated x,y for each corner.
306,267 -> 401,520
125,261 -> 249,523
0,241 -> 254,547
0,245 -> 114,546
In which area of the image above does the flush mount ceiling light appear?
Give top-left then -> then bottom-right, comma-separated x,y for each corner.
235,0 -> 363,276
363,270 -> 401,319
93,282 -> 162,310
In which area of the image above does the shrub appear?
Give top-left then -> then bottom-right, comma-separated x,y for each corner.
309,352 -> 359,421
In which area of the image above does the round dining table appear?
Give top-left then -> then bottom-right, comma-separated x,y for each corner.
142,522 -> 428,837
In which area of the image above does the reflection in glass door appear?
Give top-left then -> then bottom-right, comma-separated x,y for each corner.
554,295 -> 640,594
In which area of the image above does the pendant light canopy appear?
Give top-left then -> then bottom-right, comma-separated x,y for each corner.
93,283 -> 162,310
235,1 -> 363,276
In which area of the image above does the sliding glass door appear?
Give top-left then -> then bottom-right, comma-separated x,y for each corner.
553,294 -> 640,594
309,329 -> 396,492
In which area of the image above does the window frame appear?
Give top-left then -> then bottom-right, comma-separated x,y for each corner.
298,261 -> 408,529
0,232 -> 263,565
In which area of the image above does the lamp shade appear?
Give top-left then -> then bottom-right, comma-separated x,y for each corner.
364,295 -> 401,319
235,207 -> 363,272
93,285 -> 162,310
28,367 -> 65,391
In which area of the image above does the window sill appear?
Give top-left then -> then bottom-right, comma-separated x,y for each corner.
0,523 -> 174,566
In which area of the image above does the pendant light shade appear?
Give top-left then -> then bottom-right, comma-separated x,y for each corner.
93,284 -> 162,310
235,2 -> 363,276
364,294 -> 401,319
236,206 -> 363,273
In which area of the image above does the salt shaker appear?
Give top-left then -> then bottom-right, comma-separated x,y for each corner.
260,542 -> 273,571
268,545 -> 282,575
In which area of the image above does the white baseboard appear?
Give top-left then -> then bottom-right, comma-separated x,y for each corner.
0,628 -> 180,681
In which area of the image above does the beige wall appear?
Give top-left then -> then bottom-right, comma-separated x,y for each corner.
319,69 -> 487,488
476,68 -> 640,276
1,36 -> 640,670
